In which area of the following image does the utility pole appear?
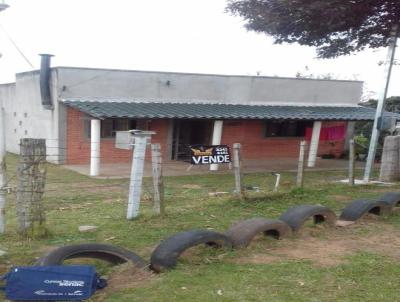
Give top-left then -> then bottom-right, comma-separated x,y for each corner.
0,1 -> 9,234
364,25 -> 398,182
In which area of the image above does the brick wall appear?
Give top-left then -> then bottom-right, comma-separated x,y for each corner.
221,120 -> 346,159
66,108 -> 169,164
66,108 -> 347,164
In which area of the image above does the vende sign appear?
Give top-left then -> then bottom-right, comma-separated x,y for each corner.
190,145 -> 231,165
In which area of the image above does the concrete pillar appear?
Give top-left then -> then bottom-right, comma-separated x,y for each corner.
210,120 -> 223,171
90,119 -> 101,176
127,130 -> 155,219
307,121 -> 322,167
344,121 -> 355,152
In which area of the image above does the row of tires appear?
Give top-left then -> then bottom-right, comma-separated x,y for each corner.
37,192 -> 400,273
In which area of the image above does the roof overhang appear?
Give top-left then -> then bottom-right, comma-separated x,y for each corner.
61,99 -> 390,121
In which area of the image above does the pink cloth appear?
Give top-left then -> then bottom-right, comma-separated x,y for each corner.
305,125 -> 345,141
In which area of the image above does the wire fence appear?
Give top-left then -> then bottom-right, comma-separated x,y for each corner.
6,142 -> 380,184
0,137 -> 383,229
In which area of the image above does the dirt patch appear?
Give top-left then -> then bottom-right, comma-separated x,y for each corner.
182,184 -> 202,189
72,183 -> 124,193
331,195 -> 350,202
95,264 -> 155,301
37,245 -> 57,255
102,198 -> 124,204
235,222 -> 400,267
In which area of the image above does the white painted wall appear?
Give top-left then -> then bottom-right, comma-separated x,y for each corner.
0,70 -> 63,163
57,67 -> 363,106
0,66 -> 363,164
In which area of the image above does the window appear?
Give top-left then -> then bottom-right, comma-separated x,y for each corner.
101,119 -> 137,138
84,119 -> 137,138
264,120 -> 312,137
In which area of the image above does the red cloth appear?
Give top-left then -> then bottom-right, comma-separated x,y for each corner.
305,125 -> 345,141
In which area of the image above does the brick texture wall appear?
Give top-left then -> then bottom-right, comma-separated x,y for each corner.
66,108 -> 169,164
221,120 -> 346,159
66,107 -> 347,164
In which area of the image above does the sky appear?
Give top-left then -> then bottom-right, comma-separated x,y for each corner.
0,0 -> 399,99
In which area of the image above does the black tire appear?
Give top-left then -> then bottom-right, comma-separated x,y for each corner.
279,205 -> 336,233
37,243 -> 146,268
339,199 -> 390,221
225,218 -> 292,248
378,192 -> 400,208
150,229 -> 233,273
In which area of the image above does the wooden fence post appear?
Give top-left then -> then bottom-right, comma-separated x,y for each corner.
296,141 -> 307,187
349,139 -> 355,185
16,138 -> 47,237
151,143 -> 165,216
233,143 -> 243,197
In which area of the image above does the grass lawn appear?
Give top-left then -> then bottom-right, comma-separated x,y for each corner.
1,153 -> 400,301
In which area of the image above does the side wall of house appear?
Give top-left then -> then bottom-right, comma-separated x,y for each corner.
66,107 -> 169,164
0,83 -> 16,152
0,71 -> 62,162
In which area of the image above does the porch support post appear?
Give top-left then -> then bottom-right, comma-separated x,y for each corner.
90,119 -> 101,176
307,121 -> 322,168
210,120 -> 223,171
344,121 -> 355,152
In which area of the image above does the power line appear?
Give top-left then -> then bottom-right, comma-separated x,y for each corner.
0,23 -> 35,69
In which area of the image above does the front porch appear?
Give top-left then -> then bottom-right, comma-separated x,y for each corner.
63,158 -> 368,179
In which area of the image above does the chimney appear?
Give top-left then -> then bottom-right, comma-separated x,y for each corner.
39,54 -> 54,109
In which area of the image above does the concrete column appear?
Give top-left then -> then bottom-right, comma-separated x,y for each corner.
210,120 -> 223,171
344,121 -> 355,152
127,130 -> 155,219
90,119 -> 101,176
307,121 -> 322,167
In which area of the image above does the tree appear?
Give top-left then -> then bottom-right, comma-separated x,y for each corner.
226,0 -> 400,58
356,96 -> 400,154
362,96 -> 400,112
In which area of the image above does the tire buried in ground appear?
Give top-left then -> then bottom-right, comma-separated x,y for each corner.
37,243 -> 146,268
378,192 -> 400,208
279,205 -> 336,233
225,218 -> 292,248
339,199 -> 390,221
150,229 -> 233,273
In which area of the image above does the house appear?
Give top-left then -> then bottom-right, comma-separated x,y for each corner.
0,55 -> 378,174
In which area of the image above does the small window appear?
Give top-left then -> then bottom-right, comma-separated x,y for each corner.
84,119 -> 137,138
264,120 -> 312,137
101,119 -> 136,138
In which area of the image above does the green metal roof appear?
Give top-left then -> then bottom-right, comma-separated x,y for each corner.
62,100 -> 382,121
